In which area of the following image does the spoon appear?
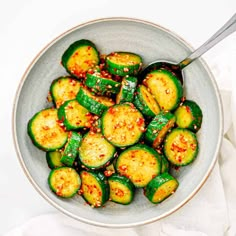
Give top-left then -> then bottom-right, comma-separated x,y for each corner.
141,13 -> 236,84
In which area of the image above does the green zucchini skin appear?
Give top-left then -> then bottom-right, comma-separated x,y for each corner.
27,108 -> 68,151
61,39 -> 100,78
106,52 -> 142,76
115,144 -> 161,188
108,174 -> 135,205
48,167 -> 81,198
160,154 -> 170,173
80,170 -> 109,207
116,76 -> 138,104
144,172 -> 179,204
174,100 -> 203,132
46,151 -> 63,169
145,111 -> 176,148
60,131 -> 82,167
163,128 -> 199,166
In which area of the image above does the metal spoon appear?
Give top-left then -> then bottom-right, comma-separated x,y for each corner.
142,13 -> 236,84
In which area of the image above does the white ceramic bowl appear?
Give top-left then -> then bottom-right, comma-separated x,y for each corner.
13,17 -> 223,227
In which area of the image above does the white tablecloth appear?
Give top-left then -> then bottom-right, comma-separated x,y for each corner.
1,1 -> 236,235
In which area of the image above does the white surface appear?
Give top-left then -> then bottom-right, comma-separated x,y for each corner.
0,0 -> 236,235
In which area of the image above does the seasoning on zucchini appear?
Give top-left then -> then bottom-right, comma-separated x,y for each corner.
116,76 -> 138,104
174,100 -> 203,132
106,52 -> 142,76
164,128 -> 199,166
144,173 -> 179,204
60,131 -> 82,167
80,170 -> 109,207
78,131 -> 116,169
108,174 -> 135,205
50,76 -> 81,108
76,87 -> 115,116
46,151 -> 63,169
101,103 -> 145,147
58,99 -> 92,130
115,144 -> 161,188
143,69 -> 183,111
61,39 -> 100,78
145,111 -> 176,148
28,108 -> 68,151
133,85 -> 160,118
48,167 -> 81,198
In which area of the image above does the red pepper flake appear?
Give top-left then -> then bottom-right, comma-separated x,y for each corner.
136,117 -> 144,126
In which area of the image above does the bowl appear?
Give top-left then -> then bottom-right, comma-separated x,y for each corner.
13,17 -> 223,227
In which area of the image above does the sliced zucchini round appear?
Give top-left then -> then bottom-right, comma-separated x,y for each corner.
164,128 -> 199,166
106,52 -> 142,76
50,76 -> 81,108
48,167 -> 81,198
133,85 -> 160,118
145,111 -> 176,148
108,174 -> 135,205
80,170 -> 109,207
101,103 -> 145,147
144,173 -> 179,204
115,144 -> 161,188
144,69 -> 183,111
61,39 -> 100,78
46,151 -> 63,169
27,108 -> 68,151
76,87 -> 115,116
78,131 -> 116,169
174,100 -> 203,132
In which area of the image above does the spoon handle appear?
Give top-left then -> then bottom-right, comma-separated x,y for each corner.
179,13 -> 236,69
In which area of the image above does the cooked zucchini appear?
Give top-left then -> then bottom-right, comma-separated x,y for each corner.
46,151 -> 63,169
145,111 -> 176,148
78,131 -> 116,169
144,173 -> 179,204
60,131 -> 82,167
174,100 -> 203,132
48,167 -> 81,198
106,52 -> 142,76
143,69 -> 183,111
116,76 -> 138,104
134,85 -> 160,118
50,77 -> 81,108
160,154 -> 170,173
101,103 -> 145,147
58,99 -> 92,130
115,144 -> 161,188
80,170 -> 109,207
108,174 -> 135,205
28,108 -> 68,151
164,128 -> 198,166
61,39 -> 100,78
76,87 -> 114,116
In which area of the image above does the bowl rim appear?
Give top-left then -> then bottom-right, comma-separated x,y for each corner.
12,17 -> 224,228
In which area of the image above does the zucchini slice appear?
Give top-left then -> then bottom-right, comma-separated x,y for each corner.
144,173 -> 179,204
80,170 -> 109,207
60,131 -> 82,167
46,151 -> 63,169
164,128 -> 199,166
106,52 -> 142,76
160,154 -> 170,173
116,76 -> 138,104
76,87 -> 115,116
58,99 -> 92,130
48,167 -> 81,198
78,131 -> 116,169
85,71 -> 121,95
174,100 -> 203,132
145,111 -> 176,148
134,85 -> 160,118
115,144 -> 161,188
143,69 -> 183,111
101,103 -> 145,147
50,77 -> 81,108
28,108 -> 68,151
61,39 -> 100,78
108,174 -> 135,205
